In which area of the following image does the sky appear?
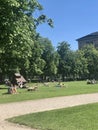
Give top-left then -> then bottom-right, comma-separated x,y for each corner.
36,0 -> 98,50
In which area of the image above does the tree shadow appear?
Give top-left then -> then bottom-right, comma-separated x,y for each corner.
0,87 -> 8,90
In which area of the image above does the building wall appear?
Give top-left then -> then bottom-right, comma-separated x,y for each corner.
78,36 -> 98,49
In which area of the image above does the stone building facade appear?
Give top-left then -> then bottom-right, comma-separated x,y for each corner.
76,32 -> 98,49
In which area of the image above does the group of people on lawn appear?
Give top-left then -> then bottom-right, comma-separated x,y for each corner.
5,73 -> 26,94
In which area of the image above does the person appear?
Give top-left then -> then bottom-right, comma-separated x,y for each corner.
8,86 -> 17,94
5,79 -> 12,87
10,75 -> 18,94
18,81 -> 23,88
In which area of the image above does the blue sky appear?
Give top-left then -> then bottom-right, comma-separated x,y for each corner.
36,0 -> 98,50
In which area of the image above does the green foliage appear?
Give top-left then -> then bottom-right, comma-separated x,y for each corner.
1,1 -> 98,81
0,0 -> 53,79
71,50 -> 88,79
82,45 -> 98,79
28,40 -> 46,77
57,41 -> 72,80
57,43 -> 98,80
36,14 -> 54,27
39,37 -> 59,78
0,0 -> 41,75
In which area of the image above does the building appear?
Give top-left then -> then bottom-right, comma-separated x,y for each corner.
76,32 -> 98,49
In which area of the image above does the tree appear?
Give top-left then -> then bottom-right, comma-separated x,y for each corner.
70,50 -> 88,80
26,40 -> 46,79
82,45 -> 98,79
0,0 -> 53,80
39,37 -> 59,80
57,41 -> 72,81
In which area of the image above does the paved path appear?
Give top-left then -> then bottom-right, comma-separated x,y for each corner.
1,93 -> 98,130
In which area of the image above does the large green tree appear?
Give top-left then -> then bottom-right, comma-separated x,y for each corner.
26,40 -> 46,79
39,37 -> 59,80
57,41 -> 72,81
70,50 -> 88,80
0,0 -> 53,80
82,45 -> 98,79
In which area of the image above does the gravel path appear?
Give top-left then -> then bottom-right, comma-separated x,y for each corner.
1,93 -> 98,130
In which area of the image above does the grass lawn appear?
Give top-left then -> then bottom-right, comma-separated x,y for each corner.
0,81 -> 98,103
8,103 -> 98,130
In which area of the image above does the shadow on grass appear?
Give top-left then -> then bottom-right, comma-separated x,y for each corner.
2,92 -> 9,95
0,87 -> 8,89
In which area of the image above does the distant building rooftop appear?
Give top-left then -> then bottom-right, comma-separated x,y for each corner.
76,32 -> 98,41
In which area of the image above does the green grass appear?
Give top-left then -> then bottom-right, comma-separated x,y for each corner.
8,103 -> 98,130
0,81 -> 98,103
